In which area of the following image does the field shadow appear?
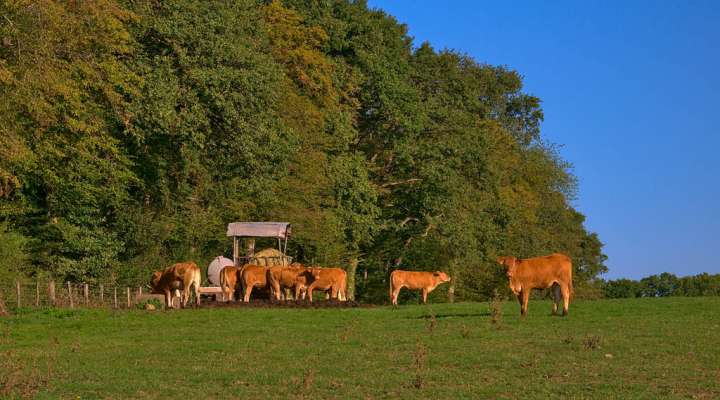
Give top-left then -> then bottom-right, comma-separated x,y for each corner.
410,312 -> 490,320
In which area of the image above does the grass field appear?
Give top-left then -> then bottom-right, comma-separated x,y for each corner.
2,297 -> 719,399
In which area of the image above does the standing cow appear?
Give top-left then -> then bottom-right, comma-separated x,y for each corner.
219,266 -> 240,302
240,264 -> 269,302
497,253 -> 573,317
306,267 -> 347,302
389,270 -> 451,305
267,264 -> 322,301
150,262 -> 201,308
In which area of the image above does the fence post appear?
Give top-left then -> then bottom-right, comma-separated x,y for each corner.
35,280 -> 40,307
16,280 -> 21,309
67,282 -> 74,309
99,284 -> 104,305
83,283 -> 89,306
113,287 -> 118,309
49,281 -> 56,306
126,287 -> 131,308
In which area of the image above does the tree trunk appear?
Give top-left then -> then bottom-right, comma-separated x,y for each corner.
347,258 -> 359,301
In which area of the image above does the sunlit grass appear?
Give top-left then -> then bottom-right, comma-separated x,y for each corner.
2,297 -> 719,399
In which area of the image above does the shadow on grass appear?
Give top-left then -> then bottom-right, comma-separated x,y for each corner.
410,312 -> 490,319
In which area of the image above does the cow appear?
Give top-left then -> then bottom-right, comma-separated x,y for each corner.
306,267 -> 347,302
497,252 -> 573,317
267,264 -> 319,301
150,262 -> 201,309
389,270 -> 451,305
293,267 -> 322,300
240,264 -> 269,302
219,265 -> 241,302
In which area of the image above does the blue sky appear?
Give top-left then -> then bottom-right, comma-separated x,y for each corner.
367,1 -> 720,279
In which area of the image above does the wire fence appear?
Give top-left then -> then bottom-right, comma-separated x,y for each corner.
0,280 -> 167,310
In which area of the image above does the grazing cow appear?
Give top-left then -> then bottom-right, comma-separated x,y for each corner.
240,264 -> 269,302
219,266 -> 240,302
306,267 -> 347,302
293,267 -> 322,300
150,262 -> 201,308
389,270 -> 451,305
497,253 -> 573,317
267,264 -> 318,301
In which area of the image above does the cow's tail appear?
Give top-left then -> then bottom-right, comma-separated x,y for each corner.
220,267 -> 227,301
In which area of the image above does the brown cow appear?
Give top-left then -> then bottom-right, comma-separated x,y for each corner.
497,253 -> 573,317
306,267 -> 347,302
389,270 -> 451,305
150,262 -> 201,308
240,264 -> 269,302
219,266 -> 240,302
267,264 -> 320,301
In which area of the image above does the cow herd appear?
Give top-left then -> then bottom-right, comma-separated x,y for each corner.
149,252 -> 574,317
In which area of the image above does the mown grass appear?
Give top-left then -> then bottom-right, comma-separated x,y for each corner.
1,297 -> 719,399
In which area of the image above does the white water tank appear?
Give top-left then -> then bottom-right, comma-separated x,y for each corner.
207,256 -> 234,286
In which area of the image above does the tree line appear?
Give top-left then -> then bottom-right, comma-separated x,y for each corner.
602,273 -> 720,298
0,0 -> 608,302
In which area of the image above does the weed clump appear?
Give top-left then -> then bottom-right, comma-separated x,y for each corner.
489,289 -> 503,329
411,339 -> 428,389
582,335 -> 601,350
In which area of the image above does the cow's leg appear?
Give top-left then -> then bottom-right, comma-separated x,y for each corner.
307,283 -> 317,303
391,285 -> 401,305
194,282 -> 201,306
520,289 -> 530,317
561,283 -> 570,316
421,288 -> 428,304
183,285 -> 191,309
330,285 -> 339,300
165,289 -> 172,309
552,283 -> 561,316
244,283 -> 253,303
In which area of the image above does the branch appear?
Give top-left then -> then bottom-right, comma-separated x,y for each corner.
380,178 -> 421,188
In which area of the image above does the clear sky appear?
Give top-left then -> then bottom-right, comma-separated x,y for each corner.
367,1 -> 720,279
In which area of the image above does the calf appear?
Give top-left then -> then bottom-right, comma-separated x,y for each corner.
150,262 -> 201,308
390,270 -> 451,305
497,252 -> 573,316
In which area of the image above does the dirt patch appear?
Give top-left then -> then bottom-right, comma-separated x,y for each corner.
198,298 -> 373,309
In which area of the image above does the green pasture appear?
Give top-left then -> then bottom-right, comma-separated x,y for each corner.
1,297 -> 719,399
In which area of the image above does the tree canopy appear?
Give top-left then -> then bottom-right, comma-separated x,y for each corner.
0,0 -> 607,301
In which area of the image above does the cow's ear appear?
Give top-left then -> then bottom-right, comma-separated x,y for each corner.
433,271 -> 440,276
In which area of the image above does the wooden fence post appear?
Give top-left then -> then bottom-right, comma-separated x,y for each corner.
49,281 -> 56,306
35,281 -> 40,307
113,287 -> 118,309
99,284 -> 104,305
15,280 -> 21,309
126,287 -> 131,308
83,283 -> 89,306
67,282 -> 74,309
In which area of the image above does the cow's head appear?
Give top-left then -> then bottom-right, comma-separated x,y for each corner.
432,271 -> 451,283
150,271 -> 162,290
497,256 -> 521,295
309,267 -> 322,280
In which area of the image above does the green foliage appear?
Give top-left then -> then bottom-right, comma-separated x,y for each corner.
0,223 -> 28,285
603,272 -> 720,298
0,0 -> 607,297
